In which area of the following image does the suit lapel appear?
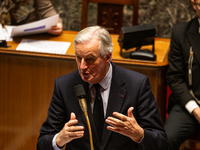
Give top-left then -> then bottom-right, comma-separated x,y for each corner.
100,64 -> 127,150
186,18 -> 200,66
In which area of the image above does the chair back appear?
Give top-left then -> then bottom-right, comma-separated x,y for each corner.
81,0 -> 139,34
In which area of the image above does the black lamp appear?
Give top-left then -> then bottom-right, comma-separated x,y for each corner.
118,24 -> 156,61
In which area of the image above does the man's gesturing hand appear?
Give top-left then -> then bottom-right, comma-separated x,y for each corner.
56,112 -> 84,147
106,107 -> 144,142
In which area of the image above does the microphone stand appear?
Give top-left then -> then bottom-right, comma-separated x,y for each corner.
79,98 -> 94,150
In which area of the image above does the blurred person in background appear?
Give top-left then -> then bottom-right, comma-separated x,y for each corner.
0,0 -> 63,35
164,0 -> 200,149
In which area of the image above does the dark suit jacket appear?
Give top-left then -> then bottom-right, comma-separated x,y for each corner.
167,17 -> 200,111
37,63 -> 168,150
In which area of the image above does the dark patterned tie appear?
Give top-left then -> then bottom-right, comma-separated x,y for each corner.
93,83 -> 104,142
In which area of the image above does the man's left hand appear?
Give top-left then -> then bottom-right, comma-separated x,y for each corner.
106,107 -> 144,142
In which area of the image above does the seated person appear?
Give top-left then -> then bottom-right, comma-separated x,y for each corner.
0,0 -> 63,35
164,0 -> 200,149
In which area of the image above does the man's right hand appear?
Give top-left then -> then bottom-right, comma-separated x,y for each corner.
56,112 -> 84,147
192,107 -> 200,124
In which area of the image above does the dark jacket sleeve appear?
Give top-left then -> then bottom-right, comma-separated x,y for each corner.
166,22 -> 194,108
37,77 -> 68,150
135,76 -> 169,150
25,0 -> 62,24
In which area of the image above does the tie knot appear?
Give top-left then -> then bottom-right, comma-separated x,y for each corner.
93,83 -> 100,91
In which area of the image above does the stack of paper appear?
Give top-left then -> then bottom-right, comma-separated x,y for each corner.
4,14 -> 59,37
16,39 -> 71,55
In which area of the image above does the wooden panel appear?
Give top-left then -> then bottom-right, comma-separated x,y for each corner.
0,53 -> 77,150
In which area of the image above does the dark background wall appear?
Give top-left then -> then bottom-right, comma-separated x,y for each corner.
52,0 -> 196,38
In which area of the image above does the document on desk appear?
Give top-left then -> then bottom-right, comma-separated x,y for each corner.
4,14 -> 59,37
16,39 -> 71,54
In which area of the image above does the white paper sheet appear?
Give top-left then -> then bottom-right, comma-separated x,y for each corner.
0,24 -> 4,40
4,14 -> 59,37
16,39 -> 71,54
0,26 -> 13,41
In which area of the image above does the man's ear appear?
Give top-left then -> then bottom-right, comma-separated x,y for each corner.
105,52 -> 112,64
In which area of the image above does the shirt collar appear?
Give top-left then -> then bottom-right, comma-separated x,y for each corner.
89,63 -> 112,90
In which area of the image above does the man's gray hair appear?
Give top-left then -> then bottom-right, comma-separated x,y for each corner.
74,26 -> 113,58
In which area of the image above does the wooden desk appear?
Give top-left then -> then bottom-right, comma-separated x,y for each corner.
0,31 -> 170,150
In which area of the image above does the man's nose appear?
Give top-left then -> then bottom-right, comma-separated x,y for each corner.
80,59 -> 87,69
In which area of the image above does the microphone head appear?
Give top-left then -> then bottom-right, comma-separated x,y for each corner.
74,84 -> 86,98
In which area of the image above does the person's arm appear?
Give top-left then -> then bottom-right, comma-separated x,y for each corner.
35,0 -> 63,35
51,113 -> 85,149
106,107 -> 144,143
192,107 -> 200,124
35,0 -> 59,19
55,113 -> 84,148
106,77 -> 168,150
37,78 -> 83,150
185,100 -> 199,114
186,100 -> 200,124
167,23 -> 200,124
47,22 -> 63,35
52,134 -> 63,150
167,24 -> 194,107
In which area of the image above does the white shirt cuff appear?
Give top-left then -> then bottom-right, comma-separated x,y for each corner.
52,133 -> 62,150
185,100 -> 199,114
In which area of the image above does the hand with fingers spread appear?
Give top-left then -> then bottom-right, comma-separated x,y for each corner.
56,112 -> 84,147
106,107 -> 144,143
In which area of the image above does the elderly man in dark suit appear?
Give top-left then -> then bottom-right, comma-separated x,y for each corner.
37,26 -> 168,150
164,0 -> 200,149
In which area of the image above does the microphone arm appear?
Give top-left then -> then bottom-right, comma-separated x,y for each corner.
79,98 -> 94,150
74,85 -> 94,150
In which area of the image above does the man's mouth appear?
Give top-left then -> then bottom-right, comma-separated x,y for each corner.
82,72 -> 89,76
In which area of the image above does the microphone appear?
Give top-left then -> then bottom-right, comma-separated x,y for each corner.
74,84 -> 87,113
74,84 -> 94,150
